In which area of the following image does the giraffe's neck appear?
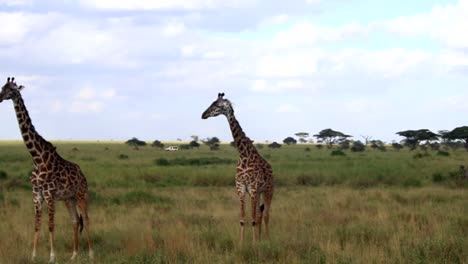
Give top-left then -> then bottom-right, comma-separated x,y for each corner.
226,112 -> 258,157
12,95 -> 57,165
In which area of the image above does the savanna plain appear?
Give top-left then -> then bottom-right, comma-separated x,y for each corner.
0,141 -> 466,264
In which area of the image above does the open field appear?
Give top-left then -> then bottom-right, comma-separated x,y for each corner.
0,141 -> 467,263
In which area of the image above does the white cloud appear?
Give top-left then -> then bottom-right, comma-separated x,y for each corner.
69,101 -> 103,113
0,0 -> 32,6
180,45 -> 195,57
255,52 -> 320,78
0,12 -> 61,45
49,100 -> 63,113
277,104 -> 300,113
379,0 -> 468,49
162,21 -> 185,37
251,79 -> 304,93
79,0 -> 251,10
442,95 -> 468,110
267,22 -> 366,50
78,87 -> 95,100
101,89 -> 116,99
202,51 -> 225,59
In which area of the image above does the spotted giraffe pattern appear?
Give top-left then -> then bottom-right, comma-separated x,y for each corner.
202,93 -> 274,243
0,77 -> 93,262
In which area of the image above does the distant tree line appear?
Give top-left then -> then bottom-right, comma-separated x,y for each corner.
123,125 -> 468,152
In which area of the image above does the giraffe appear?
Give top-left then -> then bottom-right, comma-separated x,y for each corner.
202,93 -> 274,243
0,77 -> 93,262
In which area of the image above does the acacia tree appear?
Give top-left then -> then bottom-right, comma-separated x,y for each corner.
445,126 -> 468,151
295,132 -> 309,144
283,137 -> 297,145
314,128 -> 352,148
396,129 -> 439,150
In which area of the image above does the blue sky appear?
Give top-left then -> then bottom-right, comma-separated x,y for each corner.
0,0 -> 467,143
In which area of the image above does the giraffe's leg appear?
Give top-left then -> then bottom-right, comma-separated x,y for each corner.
46,199 -> 56,263
263,190 -> 273,240
238,190 -> 246,245
256,194 -> 263,241
64,200 -> 79,260
77,193 -> 94,259
32,193 -> 43,262
249,191 -> 258,243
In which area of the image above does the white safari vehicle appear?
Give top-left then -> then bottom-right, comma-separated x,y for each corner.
165,146 -> 179,151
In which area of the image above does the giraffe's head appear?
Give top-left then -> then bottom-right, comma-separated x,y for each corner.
0,77 -> 24,103
202,93 -> 233,119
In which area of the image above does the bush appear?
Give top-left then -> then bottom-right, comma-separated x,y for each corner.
402,178 -> 422,187
155,158 -> 170,166
304,147 -> 311,152
432,173 -> 446,183
256,143 -> 264,149
413,152 -> 430,159
315,144 -> 323,149
351,141 -> 366,152
392,143 -> 403,151
0,170 -> 7,180
210,144 -> 220,151
151,140 -> 164,148
331,150 -> 346,156
268,142 -> 282,149
118,154 -> 129,160
296,174 -> 322,186
125,137 -> 147,147
283,137 -> 297,145
436,150 -> 450,156
189,141 -> 200,148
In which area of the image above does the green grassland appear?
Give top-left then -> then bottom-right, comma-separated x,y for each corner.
0,141 -> 467,263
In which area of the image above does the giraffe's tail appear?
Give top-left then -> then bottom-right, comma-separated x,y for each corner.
79,214 -> 84,234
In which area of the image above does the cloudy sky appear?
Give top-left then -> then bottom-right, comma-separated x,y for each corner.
0,0 -> 467,143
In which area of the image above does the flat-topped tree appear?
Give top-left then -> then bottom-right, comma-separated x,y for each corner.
202,93 -> 274,244
445,126 -> 468,151
314,128 -> 351,149
396,129 -> 439,150
0,77 -> 93,262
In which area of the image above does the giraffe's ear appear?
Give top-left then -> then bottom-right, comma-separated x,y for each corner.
17,85 -> 25,91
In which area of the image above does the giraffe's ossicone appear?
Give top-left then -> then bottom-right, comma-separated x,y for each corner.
202,93 -> 274,243
0,77 -> 93,263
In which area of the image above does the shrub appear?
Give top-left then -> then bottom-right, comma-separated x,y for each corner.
402,178 -> 422,187
296,174 -> 322,186
256,143 -> 264,149
392,143 -> 403,151
210,144 -> 220,151
351,141 -> 366,152
0,170 -> 7,180
189,140 -> 200,148
268,142 -> 282,149
155,158 -> 170,166
436,150 -> 450,156
283,137 -> 297,145
432,172 -> 446,183
118,154 -> 129,160
151,140 -> 164,148
304,147 -> 311,152
331,150 -> 346,156
125,137 -> 147,147
413,152 -> 430,159
315,144 -> 323,149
